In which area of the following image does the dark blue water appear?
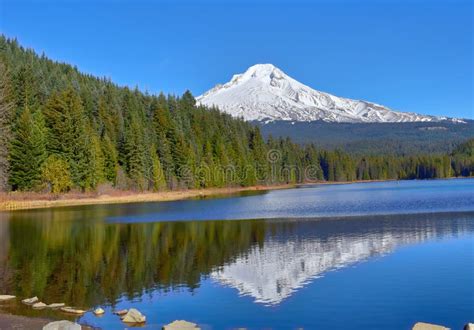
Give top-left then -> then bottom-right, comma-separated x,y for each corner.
0,179 -> 473,329
107,179 -> 474,222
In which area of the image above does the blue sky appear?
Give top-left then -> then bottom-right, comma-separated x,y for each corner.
0,0 -> 472,119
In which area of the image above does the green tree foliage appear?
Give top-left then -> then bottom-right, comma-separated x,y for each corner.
102,133 -> 118,183
451,139 -> 474,177
43,88 -> 98,190
0,60 -> 13,191
88,130 -> 105,188
0,35 -> 472,194
41,155 -> 73,193
9,107 -> 47,190
149,145 -> 167,191
123,112 -> 147,190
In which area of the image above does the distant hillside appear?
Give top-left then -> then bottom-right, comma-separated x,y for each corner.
258,121 -> 474,155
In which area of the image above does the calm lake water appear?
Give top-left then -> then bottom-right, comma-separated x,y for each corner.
0,179 -> 473,329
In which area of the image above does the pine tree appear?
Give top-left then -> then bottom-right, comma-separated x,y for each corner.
149,145 -> 166,191
0,60 -> 13,191
11,63 -> 40,116
124,113 -> 146,190
249,127 -> 269,183
43,87 -> 92,190
102,133 -> 118,184
9,107 -> 47,190
88,130 -> 105,188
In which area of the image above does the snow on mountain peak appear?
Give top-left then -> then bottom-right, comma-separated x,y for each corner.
197,64 -> 464,123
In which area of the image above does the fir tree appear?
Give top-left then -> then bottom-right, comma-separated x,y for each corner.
0,60 -> 13,191
124,113 -> 146,190
149,145 -> 166,191
43,87 -> 92,190
102,133 -> 119,183
9,107 -> 47,190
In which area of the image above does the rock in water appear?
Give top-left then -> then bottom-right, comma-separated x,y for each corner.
32,302 -> 47,309
22,296 -> 39,305
0,295 -> 16,301
43,320 -> 81,330
464,324 -> 474,330
93,307 -> 105,315
163,320 -> 200,330
48,303 -> 66,308
113,309 -> 128,316
412,322 -> 450,330
60,307 -> 86,315
121,308 -> 146,324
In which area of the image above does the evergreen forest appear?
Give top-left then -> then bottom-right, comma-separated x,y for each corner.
0,36 -> 472,194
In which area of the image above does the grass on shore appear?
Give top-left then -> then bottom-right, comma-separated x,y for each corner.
0,184 -> 297,211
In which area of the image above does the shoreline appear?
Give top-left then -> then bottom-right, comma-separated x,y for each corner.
0,183 -> 298,212
0,178 -> 468,212
0,312 -> 92,329
0,313 -> 51,329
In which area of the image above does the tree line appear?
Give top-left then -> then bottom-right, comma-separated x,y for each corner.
0,35 -> 472,194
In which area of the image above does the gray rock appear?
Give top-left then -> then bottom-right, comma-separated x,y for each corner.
48,303 -> 66,308
60,306 -> 86,314
43,320 -> 81,330
113,309 -> 128,316
163,320 -> 200,330
0,295 -> 16,301
464,323 -> 474,330
412,322 -> 450,330
122,308 -> 146,324
22,296 -> 39,305
32,302 -> 47,309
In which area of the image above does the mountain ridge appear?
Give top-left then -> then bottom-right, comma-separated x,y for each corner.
197,64 -> 464,123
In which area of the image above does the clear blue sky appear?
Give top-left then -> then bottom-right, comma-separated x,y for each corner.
0,0 -> 472,119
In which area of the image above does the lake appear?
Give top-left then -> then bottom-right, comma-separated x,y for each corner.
0,179 -> 473,329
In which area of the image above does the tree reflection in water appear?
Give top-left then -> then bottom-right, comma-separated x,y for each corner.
0,210 -> 472,311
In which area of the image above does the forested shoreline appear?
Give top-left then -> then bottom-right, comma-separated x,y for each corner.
0,35 -> 472,195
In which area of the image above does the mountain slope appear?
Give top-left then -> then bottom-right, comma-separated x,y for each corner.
197,64 -> 462,123
258,120 -> 474,155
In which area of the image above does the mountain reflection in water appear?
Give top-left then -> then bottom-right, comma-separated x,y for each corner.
0,211 -> 472,312
211,213 -> 473,305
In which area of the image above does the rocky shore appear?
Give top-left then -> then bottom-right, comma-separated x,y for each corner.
1,294 -> 201,329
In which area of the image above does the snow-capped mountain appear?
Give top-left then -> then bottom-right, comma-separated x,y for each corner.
197,64 -> 462,123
